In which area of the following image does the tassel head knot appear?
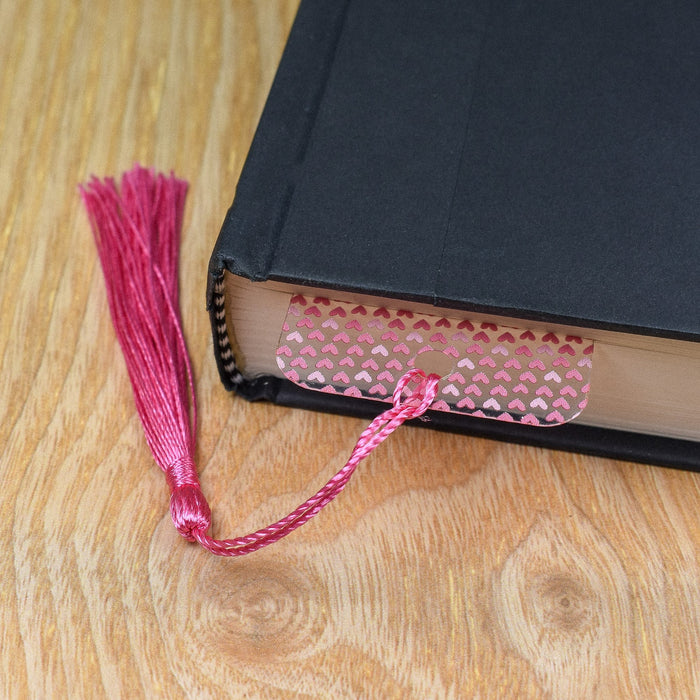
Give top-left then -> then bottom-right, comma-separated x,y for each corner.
166,456 -> 211,540
170,485 -> 211,541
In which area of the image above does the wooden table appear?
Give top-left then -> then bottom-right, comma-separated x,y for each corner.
2,2 -> 699,697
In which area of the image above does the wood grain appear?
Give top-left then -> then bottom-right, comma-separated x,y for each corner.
1,1 -> 699,697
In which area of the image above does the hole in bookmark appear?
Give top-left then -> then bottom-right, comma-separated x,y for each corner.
276,295 -> 594,427
409,348 -> 455,379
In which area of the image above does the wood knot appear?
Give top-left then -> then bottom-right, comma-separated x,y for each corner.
530,573 -> 595,632
491,515 -> 608,662
194,557 -> 329,663
490,512 -> 634,698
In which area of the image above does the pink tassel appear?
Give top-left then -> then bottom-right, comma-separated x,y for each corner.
81,165 -> 438,556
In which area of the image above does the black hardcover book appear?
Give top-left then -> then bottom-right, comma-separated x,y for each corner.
208,0 -> 700,470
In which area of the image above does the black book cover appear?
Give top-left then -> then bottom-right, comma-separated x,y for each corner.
208,0 -> 700,470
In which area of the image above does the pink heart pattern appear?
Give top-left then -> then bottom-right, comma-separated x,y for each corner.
275,296 -> 594,427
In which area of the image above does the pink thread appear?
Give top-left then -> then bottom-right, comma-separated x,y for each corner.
194,368 -> 439,556
81,166 -> 439,556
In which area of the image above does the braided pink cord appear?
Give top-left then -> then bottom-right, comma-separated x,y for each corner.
193,369 -> 439,556
81,166 -> 439,557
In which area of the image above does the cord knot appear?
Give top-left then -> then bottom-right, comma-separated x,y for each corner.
391,368 -> 440,417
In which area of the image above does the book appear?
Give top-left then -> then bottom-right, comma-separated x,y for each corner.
208,0 -> 700,470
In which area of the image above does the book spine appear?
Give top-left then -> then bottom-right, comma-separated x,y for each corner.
207,274 -> 283,394
208,0 -> 350,285
208,0 -> 351,392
